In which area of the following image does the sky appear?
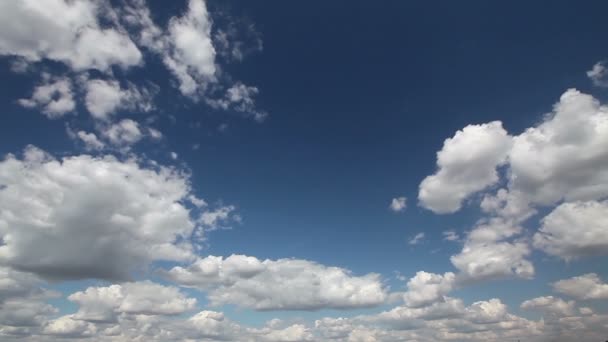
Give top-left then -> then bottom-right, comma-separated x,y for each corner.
1,0 -> 608,341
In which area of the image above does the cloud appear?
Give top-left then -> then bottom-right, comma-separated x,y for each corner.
0,0 -> 141,72
76,131 -> 105,151
418,88 -> 608,282
164,254 -> 388,311
100,119 -> 143,146
68,281 -> 197,323
419,89 -> 608,216
85,78 -> 156,120
520,296 -> 576,318
418,121 -> 512,214
533,200 -> 608,260
507,89 -> 608,208
553,273 -> 608,300
587,61 -> 608,87
450,218 -> 533,282
442,230 -> 459,241
42,315 -> 97,338
17,74 -> 75,118
206,82 -> 268,121
402,271 -> 455,307
0,146 -> 220,281
164,0 -> 217,96
389,196 -> 407,212
408,232 -> 425,245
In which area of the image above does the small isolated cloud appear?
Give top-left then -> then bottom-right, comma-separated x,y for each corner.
587,61 -> 608,87
18,74 -> 75,118
442,230 -> 460,241
408,232 -> 425,245
389,196 -> 407,212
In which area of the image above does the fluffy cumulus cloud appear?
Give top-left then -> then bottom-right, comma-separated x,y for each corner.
553,273 -> 608,300
17,74 -> 75,118
402,271 -> 455,307
164,0 -> 217,96
0,0 -> 141,72
164,254 -> 388,311
521,296 -> 576,318
507,89 -> 608,208
418,88 -> 608,284
418,121 -> 512,214
450,218 -> 534,282
68,281 -> 197,323
533,200 -> 608,260
0,146 -> 220,281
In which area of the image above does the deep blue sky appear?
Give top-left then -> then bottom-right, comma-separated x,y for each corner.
1,0 -> 608,339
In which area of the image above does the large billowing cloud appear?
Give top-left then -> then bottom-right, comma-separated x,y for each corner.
164,254 -> 388,311
0,146 -> 231,281
0,0 -> 141,72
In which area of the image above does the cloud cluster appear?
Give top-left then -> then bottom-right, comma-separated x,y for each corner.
3,0 -> 267,155
0,0 -> 141,72
164,254 -> 388,311
418,88 -> 608,283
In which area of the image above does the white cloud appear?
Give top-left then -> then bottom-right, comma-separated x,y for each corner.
17,75 -> 75,118
101,119 -> 143,146
164,254 -> 388,311
0,0 -> 141,72
389,197 -> 407,212
85,79 -> 156,120
442,230 -> 459,241
553,273 -> 608,300
42,315 -> 96,338
521,296 -> 576,318
207,82 -> 267,121
164,0 -> 217,96
587,61 -> 608,87
68,281 -> 197,323
450,218 -> 533,282
419,88 -> 608,282
508,89 -> 608,208
533,200 -> 608,260
402,271 -> 455,307
76,131 -> 105,151
0,146 -> 212,280
418,121 -> 512,214
408,232 -> 425,245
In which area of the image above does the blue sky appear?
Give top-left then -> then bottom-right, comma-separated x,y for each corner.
1,0 -> 608,341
